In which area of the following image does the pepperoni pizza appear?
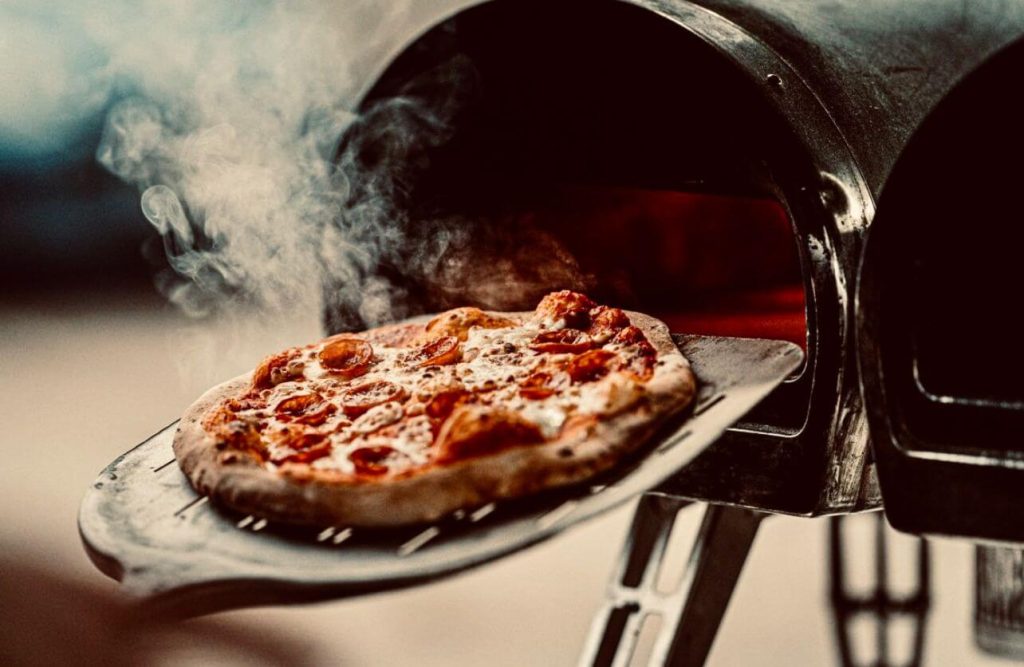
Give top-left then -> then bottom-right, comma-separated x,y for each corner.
173,291 -> 696,527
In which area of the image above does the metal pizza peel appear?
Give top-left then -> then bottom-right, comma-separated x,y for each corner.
79,334 -> 802,617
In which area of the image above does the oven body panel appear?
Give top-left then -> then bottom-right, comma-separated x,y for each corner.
691,0 -> 1024,195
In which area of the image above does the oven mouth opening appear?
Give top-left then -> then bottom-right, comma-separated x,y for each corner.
333,0 -> 815,433
872,35 -> 1024,457
489,184 -> 807,350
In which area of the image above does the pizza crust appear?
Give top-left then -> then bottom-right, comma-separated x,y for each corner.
173,310 -> 696,527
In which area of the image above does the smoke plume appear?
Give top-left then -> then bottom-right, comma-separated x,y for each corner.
94,1 -> 374,323
85,0 -> 588,359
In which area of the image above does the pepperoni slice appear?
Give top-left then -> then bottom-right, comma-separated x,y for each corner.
422,307 -> 517,342
567,349 -> 619,383
271,432 -> 330,464
252,348 -> 302,389
436,406 -> 543,462
273,392 -> 338,426
588,306 -> 630,342
349,446 -> 397,476
281,443 -> 332,464
612,325 -> 647,346
519,370 -> 571,400
275,393 -> 320,416
534,290 -> 597,328
319,337 -> 373,379
529,329 -> 592,354
426,387 -> 471,421
340,380 -> 405,417
406,336 -> 460,367
204,406 -> 262,452
295,403 -> 337,426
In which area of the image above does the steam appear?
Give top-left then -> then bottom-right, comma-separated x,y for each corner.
95,1 -> 369,323
89,0 -> 587,351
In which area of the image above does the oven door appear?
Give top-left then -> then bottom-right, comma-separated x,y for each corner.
858,35 -> 1024,543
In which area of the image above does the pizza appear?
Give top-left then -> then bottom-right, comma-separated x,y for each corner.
173,291 -> 697,527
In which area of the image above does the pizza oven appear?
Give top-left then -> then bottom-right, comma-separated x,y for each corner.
324,0 -> 874,519
77,0 -> 1024,664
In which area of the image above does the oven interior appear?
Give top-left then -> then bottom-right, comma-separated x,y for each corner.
333,0 -> 815,433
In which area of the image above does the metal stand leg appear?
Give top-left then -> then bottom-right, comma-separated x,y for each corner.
578,496 -> 764,667
976,546 -> 1024,659
829,513 -> 931,667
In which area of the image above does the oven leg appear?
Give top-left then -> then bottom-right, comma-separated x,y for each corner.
828,513 -> 931,667
578,496 -> 764,667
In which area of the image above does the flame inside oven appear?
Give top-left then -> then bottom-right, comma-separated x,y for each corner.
521,185 -> 805,347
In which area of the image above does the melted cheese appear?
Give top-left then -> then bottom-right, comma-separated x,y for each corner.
350,401 -> 403,434
459,326 -> 538,391
577,374 -> 645,415
519,402 -> 567,438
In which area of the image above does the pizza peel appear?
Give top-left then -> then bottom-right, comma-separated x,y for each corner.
79,334 -> 802,617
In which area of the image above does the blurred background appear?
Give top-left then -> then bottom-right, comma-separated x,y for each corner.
0,1 -> 1017,665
